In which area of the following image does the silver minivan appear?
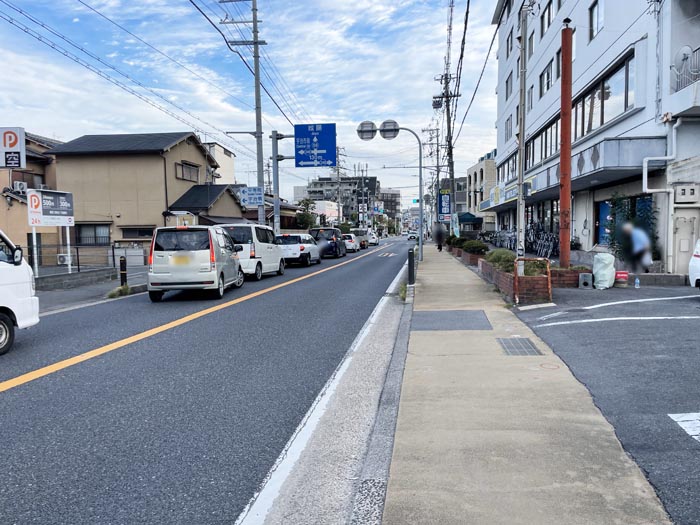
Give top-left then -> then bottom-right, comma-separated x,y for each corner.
147,225 -> 244,302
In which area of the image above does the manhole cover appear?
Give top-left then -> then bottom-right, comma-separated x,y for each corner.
497,338 -> 543,356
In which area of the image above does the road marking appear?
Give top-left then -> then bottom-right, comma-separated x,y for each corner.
40,288 -> 148,317
518,302 -> 556,311
669,413 -> 700,443
582,295 -> 700,310
536,311 -> 566,321
535,316 -> 700,328
234,263 -> 408,525
378,252 -> 397,258
0,244 -> 395,394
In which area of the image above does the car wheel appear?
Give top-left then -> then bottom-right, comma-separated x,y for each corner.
316,255 -> 322,265
233,267 -> 245,288
277,259 -> 285,275
212,274 -> 225,299
0,313 -> 15,356
148,291 -> 164,303
303,254 -> 311,267
253,263 -> 263,281
335,248 -> 341,259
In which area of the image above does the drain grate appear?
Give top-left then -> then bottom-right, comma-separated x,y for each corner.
497,337 -> 543,356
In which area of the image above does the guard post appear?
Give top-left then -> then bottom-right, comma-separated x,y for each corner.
408,247 -> 416,285
119,256 -> 127,287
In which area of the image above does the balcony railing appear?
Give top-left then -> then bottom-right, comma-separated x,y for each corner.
676,46 -> 700,92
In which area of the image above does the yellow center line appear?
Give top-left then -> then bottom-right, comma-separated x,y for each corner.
1,243 -> 400,394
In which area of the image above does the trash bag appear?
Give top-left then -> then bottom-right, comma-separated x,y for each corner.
593,253 -> 616,290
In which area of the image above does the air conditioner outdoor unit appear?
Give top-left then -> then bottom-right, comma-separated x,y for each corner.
57,253 -> 72,266
39,184 -> 51,190
13,181 -> 28,194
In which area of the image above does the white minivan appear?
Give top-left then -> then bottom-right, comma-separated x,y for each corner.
0,229 -> 40,355
222,224 -> 285,280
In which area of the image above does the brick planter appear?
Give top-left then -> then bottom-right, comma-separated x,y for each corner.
478,260 -> 551,305
551,268 -> 585,288
447,245 -> 454,253
461,252 -> 484,266
454,248 -> 463,258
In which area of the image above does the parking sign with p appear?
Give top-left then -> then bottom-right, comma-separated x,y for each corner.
1,127 -> 26,169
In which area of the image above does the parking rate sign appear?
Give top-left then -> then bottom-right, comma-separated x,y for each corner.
294,124 -> 337,168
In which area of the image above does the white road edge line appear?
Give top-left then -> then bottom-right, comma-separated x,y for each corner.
518,302 -> 557,311
582,295 -> 700,310
536,316 -> 700,328
234,261 -> 409,525
669,413 -> 700,442
537,311 -> 566,321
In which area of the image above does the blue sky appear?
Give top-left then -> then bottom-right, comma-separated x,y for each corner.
0,0 -> 498,204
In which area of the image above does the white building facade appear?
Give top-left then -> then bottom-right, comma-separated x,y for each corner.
486,0 -> 700,273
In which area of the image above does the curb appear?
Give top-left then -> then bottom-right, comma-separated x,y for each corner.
350,275 -> 413,524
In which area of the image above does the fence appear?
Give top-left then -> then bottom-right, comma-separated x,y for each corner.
22,243 -> 146,275
676,46 -> 700,92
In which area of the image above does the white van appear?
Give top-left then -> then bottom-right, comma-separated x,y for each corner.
222,224 -> 285,280
0,229 -> 40,355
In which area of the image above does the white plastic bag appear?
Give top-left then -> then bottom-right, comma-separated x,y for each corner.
593,253 -> 616,290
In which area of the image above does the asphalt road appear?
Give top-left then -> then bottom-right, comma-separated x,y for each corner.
517,286 -> 700,525
0,238 -> 410,524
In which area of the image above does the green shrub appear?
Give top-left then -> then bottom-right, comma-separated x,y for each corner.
461,240 -> 489,255
445,234 -> 458,246
484,248 -> 516,272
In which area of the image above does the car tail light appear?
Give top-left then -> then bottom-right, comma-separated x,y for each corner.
300,245 -> 305,251
209,231 -> 216,270
331,236 -> 336,242
250,243 -> 256,258
148,238 -> 155,270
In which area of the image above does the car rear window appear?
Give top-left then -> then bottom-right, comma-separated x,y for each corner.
342,235 -> 352,240
225,226 -> 253,244
277,235 -> 301,245
351,229 -> 367,236
311,230 -> 337,241
154,229 -> 210,251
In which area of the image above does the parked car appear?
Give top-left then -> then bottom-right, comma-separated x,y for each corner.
350,228 -> 369,249
343,234 -> 360,253
407,231 -> 418,240
147,225 -> 244,302
277,233 -> 321,266
0,229 -> 39,355
690,239 -> 700,288
223,223 -> 285,280
368,232 -> 379,246
309,228 -> 347,258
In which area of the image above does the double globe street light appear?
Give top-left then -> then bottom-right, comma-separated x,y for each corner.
357,120 -> 424,261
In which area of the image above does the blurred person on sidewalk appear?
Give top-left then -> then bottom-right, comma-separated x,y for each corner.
623,222 -> 651,273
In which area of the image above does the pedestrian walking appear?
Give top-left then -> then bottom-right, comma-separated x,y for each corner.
433,222 -> 445,252
622,222 -> 652,273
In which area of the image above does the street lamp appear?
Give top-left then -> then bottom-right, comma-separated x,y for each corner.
357,120 -> 424,261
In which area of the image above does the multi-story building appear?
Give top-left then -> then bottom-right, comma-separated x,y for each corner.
305,176 -> 380,223
378,188 -> 401,221
486,0 -> 700,273
203,143 -> 236,185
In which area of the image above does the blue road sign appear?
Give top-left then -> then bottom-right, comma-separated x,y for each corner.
239,186 -> 264,207
294,123 -> 337,168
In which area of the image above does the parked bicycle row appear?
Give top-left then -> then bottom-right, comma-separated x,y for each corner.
477,225 -> 560,260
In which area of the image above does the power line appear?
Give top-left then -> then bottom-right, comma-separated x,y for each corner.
453,21 -> 498,144
73,0 -> 255,112
187,0 -> 294,126
451,0 -> 471,138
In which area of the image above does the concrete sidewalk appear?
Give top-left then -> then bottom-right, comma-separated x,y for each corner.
382,247 -> 670,524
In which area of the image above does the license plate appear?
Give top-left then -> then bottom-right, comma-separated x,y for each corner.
172,255 -> 191,265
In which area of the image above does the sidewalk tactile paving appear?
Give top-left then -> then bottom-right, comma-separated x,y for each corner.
411,310 -> 492,331
497,337 -> 543,356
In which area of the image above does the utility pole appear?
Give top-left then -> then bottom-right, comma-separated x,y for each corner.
336,146 -> 342,225
221,0 -> 266,224
423,126 -> 441,226
559,19 -> 574,268
516,5 -> 530,276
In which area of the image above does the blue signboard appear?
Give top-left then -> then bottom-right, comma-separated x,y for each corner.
294,123 -> 337,168
438,190 -> 451,222
239,186 -> 264,207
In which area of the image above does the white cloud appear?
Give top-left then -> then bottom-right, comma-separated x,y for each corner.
0,0 -> 499,204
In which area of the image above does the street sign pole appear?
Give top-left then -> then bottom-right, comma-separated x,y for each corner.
271,130 -> 281,235
31,227 -> 38,277
66,226 -> 72,274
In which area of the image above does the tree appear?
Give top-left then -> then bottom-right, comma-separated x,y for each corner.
297,198 -> 316,214
296,211 -> 316,230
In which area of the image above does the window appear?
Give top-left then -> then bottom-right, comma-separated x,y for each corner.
506,28 -> 513,59
602,64 -> 626,123
525,117 -> 560,170
540,60 -> 554,97
528,32 -> 535,58
516,104 -> 520,125
77,224 -> 110,246
541,1 -> 552,37
516,56 -> 520,78
154,229 -> 209,251
175,162 -> 200,182
505,72 -> 513,99
527,85 -> 534,111
589,0 -> 603,41
121,227 -> 154,239
0,236 -> 12,265
225,226 -> 253,244
505,115 -> 513,141
556,49 -> 562,78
